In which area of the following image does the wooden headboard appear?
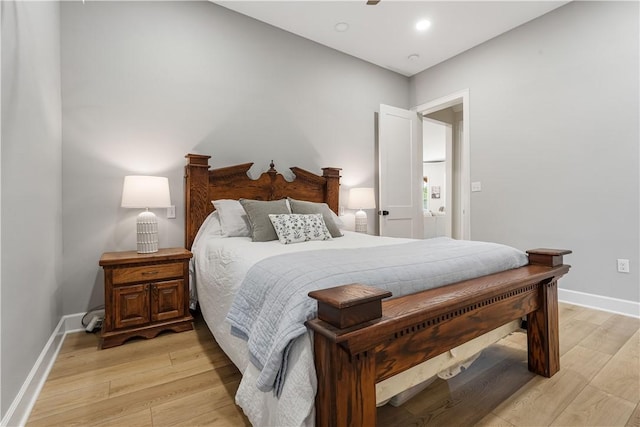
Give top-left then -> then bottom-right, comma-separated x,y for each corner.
184,153 -> 342,249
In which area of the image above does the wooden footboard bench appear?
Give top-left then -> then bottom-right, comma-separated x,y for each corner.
307,249 -> 570,427
184,153 -> 571,427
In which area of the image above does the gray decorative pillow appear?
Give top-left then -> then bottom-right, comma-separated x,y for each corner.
288,198 -> 343,238
239,199 -> 290,242
268,213 -> 332,244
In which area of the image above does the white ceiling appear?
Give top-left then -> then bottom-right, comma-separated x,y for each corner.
215,1 -> 569,77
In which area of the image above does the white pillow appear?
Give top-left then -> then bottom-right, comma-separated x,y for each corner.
212,199 -> 251,237
192,211 -> 223,249
268,213 -> 332,245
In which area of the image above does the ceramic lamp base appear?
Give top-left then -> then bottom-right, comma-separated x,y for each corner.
354,209 -> 368,233
137,210 -> 159,253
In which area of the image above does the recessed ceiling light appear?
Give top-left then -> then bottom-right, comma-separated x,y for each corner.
334,22 -> 349,32
408,54 -> 420,61
416,19 -> 431,31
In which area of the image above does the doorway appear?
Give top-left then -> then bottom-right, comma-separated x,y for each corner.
422,117 -> 452,238
415,90 -> 470,240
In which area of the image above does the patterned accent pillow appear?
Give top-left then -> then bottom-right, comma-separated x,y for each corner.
268,213 -> 333,244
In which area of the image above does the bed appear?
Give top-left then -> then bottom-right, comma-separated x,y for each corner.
184,153 -> 571,427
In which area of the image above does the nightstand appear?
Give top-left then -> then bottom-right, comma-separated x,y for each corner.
99,248 -> 193,349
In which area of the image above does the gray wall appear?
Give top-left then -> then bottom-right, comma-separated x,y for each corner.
60,1 -> 409,314
410,1 -> 639,303
1,0 -> 63,417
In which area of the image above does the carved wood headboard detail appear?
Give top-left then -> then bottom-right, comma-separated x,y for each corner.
184,153 -> 341,249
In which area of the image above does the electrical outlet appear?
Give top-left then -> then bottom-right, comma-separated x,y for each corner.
617,258 -> 630,273
167,205 -> 176,219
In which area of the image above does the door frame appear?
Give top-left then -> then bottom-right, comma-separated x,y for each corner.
413,89 -> 471,240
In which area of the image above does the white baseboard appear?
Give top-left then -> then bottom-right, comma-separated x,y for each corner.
64,312 -> 86,334
1,312 -> 86,427
559,288 -> 640,318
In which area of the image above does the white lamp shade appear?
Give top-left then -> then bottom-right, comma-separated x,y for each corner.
121,176 -> 171,208
347,187 -> 376,210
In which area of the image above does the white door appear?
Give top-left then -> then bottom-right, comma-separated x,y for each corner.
378,104 -> 423,238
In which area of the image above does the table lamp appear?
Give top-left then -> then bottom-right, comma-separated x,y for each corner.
347,187 -> 376,233
121,175 -> 171,253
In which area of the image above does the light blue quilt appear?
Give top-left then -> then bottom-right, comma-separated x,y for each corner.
225,237 -> 528,396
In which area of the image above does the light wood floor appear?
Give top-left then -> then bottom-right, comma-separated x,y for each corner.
27,303 -> 639,427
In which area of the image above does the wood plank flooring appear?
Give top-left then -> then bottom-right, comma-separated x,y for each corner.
27,303 -> 639,426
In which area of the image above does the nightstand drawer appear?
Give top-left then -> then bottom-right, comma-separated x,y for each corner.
112,262 -> 183,285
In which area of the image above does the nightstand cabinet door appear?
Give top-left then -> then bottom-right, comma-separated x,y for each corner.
151,280 -> 185,322
114,284 -> 150,329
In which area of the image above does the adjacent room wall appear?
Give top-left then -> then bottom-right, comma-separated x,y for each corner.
1,0 -> 63,417
410,1 -> 640,304
60,1 -> 409,314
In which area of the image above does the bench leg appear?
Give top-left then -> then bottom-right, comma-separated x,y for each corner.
314,333 -> 377,427
527,279 -> 560,377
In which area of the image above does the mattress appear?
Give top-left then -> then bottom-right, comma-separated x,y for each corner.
191,229 -> 523,426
